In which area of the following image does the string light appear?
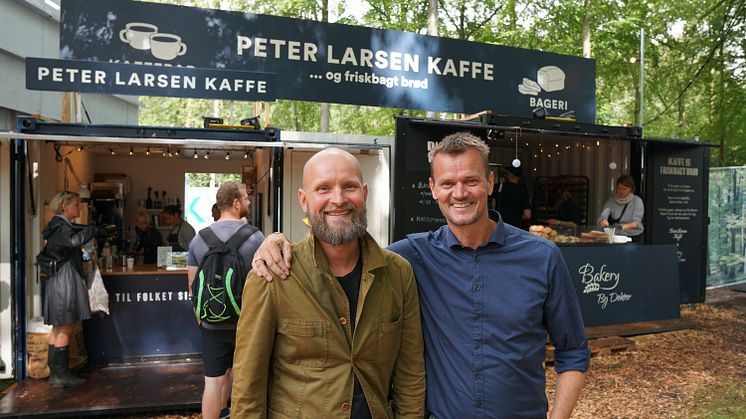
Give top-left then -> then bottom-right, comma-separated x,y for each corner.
110,147 -> 115,156
167,147 -> 172,158
225,151 -> 230,160
174,149 -> 179,157
129,147 -> 134,156
146,147 -> 150,156
193,149 -> 198,159
243,151 -> 249,159
204,151 -> 209,159
77,145 -> 83,152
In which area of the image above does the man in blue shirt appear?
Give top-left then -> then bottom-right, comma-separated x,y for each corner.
252,132 -> 590,418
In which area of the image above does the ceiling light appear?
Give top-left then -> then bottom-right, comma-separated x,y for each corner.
146,147 -> 150,156
225,152 -> 230,160
129,147 -> 134,156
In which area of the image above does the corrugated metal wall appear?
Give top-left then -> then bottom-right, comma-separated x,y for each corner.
490,135 -> 632,225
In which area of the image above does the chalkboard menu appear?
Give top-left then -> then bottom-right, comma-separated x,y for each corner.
647,144 -> 709,303
393,118 -> 481,240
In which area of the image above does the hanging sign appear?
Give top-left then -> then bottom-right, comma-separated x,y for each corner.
59,0 -> 596,122
26,58 -> 276,101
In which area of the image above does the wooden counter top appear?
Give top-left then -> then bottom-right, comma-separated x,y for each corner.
100,264 -> 187,277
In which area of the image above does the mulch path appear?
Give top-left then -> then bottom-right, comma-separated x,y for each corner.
116,287 -> 746,419
548,286 -> 746,418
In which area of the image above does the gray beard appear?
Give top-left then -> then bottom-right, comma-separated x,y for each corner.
309,207 -> 368,245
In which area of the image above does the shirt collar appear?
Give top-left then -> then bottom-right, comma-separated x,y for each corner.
443,210 -> 506,249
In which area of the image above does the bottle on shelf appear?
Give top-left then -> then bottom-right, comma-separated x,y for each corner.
146,187 -> 153,209
154,191 -> 161,209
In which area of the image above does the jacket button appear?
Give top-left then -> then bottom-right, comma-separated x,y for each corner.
339,317 -> 348,325
341,402 -> 351,410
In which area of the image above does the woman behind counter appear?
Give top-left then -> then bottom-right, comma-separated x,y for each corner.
43,191 -> 95,387
597,175 -> 644,241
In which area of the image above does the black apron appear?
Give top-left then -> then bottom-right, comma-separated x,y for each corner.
167,222 -> 186,251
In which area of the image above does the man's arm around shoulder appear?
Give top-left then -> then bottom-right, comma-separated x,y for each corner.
232,272 -> 277,418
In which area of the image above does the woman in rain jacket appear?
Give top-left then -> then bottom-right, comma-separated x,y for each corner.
43,191 -> 95,387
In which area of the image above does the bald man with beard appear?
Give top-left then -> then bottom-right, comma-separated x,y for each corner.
231,148 -> 425,418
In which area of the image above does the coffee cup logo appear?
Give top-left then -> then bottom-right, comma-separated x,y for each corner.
119,21 -> 188,61
119,22 -> 159,51
150,34 -> 187,60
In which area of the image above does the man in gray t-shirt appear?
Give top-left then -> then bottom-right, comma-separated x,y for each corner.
187,182 -> 263,419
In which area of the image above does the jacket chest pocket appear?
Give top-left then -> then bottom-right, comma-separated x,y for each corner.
278,319 -> 329,368
377,315 -> 402,363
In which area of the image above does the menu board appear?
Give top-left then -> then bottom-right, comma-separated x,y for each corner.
392,119 -> 456,241
648,144 -> 709,303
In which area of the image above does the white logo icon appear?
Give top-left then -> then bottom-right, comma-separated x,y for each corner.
120,22 -> 187,61
518,65 -> 565,96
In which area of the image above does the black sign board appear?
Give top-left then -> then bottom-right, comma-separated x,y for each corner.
60,0 -> 596,121
559,244 -> 681,327
26,58 -> 276,101
647,144 -> 709,303
83,273 -> 200,363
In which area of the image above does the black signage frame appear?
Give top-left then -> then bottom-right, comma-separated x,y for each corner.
26,58 -> 277,101
59,0 -> 597,121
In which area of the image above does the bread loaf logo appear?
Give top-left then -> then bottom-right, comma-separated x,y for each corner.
518,66 -> 565,96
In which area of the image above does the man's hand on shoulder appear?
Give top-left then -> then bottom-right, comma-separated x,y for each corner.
251,232 -> 292,281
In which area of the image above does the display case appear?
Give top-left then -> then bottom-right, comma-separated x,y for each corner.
528,224 -> 632,245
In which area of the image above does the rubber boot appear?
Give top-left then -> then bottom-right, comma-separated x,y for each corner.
52,347 -> 86,388
47,345 -> 60,386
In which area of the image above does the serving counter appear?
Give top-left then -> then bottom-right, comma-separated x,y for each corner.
83,264 -> 201,365
558,244 -> 681,327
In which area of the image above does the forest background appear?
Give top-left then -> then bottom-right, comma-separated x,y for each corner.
140,0 -> 746,167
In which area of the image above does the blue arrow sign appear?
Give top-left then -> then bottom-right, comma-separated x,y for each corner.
189,197 -> 204,223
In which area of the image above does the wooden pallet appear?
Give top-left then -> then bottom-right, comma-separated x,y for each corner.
546,336 -> 635,363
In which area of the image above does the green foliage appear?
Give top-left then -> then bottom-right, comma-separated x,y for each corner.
137,0 -> 746,165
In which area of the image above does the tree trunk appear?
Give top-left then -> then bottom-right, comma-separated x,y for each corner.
717,42 -> 725,166
426,0 -> 438,118
508,0 -> 517,31
677,91 -> 685,133
291,102 -> 299,131
581,0 -> 591,58
319,0 -> 330,132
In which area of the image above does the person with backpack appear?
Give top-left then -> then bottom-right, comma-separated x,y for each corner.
186,181 -> 263,419
41,191 -> 95,388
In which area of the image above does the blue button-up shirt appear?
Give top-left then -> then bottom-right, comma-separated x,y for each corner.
388,211 -> 590,419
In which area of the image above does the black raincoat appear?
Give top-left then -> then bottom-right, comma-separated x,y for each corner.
42,216 -> 95,325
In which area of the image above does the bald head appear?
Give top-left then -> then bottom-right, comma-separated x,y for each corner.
302,148 -> 363,188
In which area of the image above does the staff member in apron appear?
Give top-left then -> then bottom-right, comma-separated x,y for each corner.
162,205 -> 196,251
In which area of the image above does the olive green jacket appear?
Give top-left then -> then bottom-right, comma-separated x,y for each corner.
232,233 -> 425,418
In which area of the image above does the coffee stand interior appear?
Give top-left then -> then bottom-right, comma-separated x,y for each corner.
10,118 -> 392,369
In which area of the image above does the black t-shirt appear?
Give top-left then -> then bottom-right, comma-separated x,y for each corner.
336,256 -> 372,419
136,225 -> 163,264
493,181 -> 530,230
558,198 -> 582,225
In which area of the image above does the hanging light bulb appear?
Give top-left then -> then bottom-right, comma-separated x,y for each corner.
174,149 -> 180,157
77,145 -> 83,152
129,147 -> 134,156
193,149 -> 199,159
204,151 -> 209,159
243,151 -> 249,159
110,147 -> 115,156
512,129 -> 521,168
162,149 -> 167,157
146,147 -> 150,156
167,147 -> 172,158
225,151 -> 230,160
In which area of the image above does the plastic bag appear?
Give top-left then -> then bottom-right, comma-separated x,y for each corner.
88,267 -> 110,315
